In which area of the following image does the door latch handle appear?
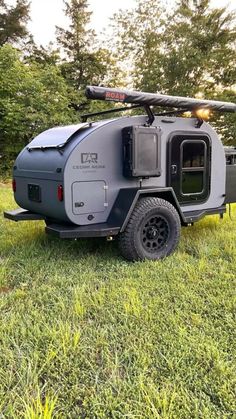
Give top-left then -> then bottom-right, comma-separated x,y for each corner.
171,164 -> 177,175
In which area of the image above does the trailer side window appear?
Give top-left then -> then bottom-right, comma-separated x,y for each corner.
181,140 -> 207,195
182,142 -> 205,168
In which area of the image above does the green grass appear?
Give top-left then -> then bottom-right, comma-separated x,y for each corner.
0,184 -> 235,418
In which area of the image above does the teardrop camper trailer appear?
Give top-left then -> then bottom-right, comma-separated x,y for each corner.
4,86 -> 236,261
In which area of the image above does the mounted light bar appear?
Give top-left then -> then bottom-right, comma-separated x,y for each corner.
86,86 -> 236,113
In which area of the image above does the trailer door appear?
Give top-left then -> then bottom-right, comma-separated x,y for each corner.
72,181 -> 107,215
168,134 -> 211,204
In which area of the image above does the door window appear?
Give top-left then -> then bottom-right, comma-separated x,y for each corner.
182,141 -> 205,168
181,140 -> 207,195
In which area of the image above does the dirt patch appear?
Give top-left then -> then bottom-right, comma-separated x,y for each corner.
0,182 -> 11,188
0,286 -> 12,294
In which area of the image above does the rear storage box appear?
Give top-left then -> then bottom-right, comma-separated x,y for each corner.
122,126 -> 161,178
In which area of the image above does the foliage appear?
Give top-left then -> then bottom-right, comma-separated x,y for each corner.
23,35 -> 61,66
0,44 -> 76,175
110,0 -> 164,89
112,0 -> 236,94
211,90 -> 236,144
0,185 -> 236,417
56,0 -> 123,114
111,0 -> 236,143
0,0 -> 30,46
56,0 -> 94,57
0,0 -> 236,167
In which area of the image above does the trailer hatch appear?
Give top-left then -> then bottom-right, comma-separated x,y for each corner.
72,181 -> 107,215
27,123 -> 90,151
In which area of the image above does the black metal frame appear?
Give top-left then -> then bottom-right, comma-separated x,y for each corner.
4,187 -> 226,238
81,104 -> 142,122
167,131 -> 212,205
4,209 -> 45,221
80,105 -> 190,125
144,105 -> 155,126
180,139 -> 207,196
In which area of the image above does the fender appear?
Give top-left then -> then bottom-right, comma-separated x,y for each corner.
107,187 -> 186,232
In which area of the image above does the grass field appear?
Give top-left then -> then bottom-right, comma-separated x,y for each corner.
0,184 -> 235,418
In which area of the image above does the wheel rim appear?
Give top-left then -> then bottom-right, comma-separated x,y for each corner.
141,215 -> 170,253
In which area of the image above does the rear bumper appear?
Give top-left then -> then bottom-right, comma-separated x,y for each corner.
4,208 -> 120,238
4,208 -> 45,221
46,223 -> 120,239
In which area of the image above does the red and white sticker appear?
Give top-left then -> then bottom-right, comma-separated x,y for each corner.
105,91 -> 126,102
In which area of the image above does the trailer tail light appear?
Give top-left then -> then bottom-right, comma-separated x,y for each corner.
57,185 -> 63,201
12,179 -> 16,192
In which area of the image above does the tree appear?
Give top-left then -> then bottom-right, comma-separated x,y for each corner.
56,0 -> 123,113
110,0 -> 166,92
211,90 -> 236,145
154,0 -> 236,96
0,44 -> 77,175
57,0 -> 103,89
23,35 -> 61,67
111,0 -> 236,143
0,0 -> 30,46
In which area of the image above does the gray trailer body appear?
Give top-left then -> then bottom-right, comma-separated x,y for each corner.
4,85 -> 236,260
12,115 -> 226,226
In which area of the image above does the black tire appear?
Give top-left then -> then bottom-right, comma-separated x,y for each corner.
118,197 -> 181,261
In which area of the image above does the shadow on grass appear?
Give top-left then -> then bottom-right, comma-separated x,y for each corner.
4,223 -> 122,263
3,213 -> 232,265
182,215 -> 232,237
45,234 -> 120,260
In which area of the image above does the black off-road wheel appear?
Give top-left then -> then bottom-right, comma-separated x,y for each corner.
118,197 -> 181,261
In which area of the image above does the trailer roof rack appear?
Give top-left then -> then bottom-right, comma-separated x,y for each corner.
80,104 -> 189,125
80,104 -> 142,122
86,86 -> 236,113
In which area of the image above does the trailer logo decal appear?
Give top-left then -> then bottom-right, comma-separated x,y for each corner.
73,153 -> 105,170
81,153 -> 98,164
105,91 -> 126,102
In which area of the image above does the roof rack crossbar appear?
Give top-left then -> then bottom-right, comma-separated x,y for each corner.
81,104 -> 142,122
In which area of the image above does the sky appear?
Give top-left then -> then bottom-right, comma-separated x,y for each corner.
5,0 -> 236,46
